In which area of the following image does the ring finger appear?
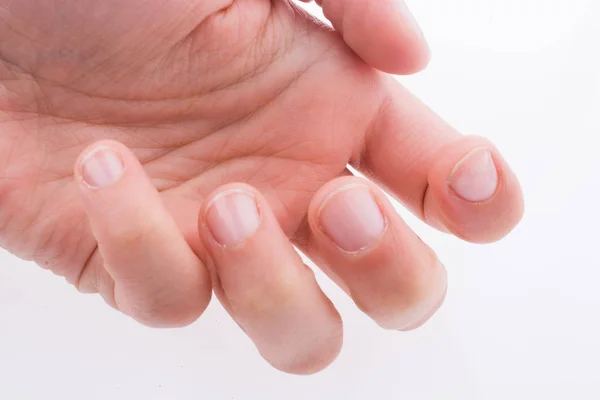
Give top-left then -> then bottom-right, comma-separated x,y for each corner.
305,176 -> 447,331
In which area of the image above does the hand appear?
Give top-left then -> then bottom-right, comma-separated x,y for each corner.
0,0 -> 523,373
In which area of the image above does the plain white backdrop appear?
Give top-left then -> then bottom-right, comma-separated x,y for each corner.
1,0 -> 599,398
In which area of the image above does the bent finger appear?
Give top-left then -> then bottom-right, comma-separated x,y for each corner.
199,183 -> 343,375
75,140 -> 212,327
359,78 -> 524,243
307,176 -> 447,330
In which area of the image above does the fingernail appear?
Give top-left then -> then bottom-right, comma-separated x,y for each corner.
319,185 -> 386,253
81,148 -> 124,189
206,190 -> 261,247
449,148 -> 499,202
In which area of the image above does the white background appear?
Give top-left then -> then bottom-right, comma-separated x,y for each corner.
1,0 -> 599,398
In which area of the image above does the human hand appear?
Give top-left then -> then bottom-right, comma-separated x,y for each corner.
0,0 -> 523,373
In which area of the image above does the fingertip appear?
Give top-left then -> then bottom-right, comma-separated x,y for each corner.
75,139 -> 129,172
199,182 -> 265,249
360,43 -> 430,76
322,0 -> 430,75
269,324 -> 343,375
426,136 -> 525,243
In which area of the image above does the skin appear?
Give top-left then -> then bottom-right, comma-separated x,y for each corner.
0,0 -> 523,374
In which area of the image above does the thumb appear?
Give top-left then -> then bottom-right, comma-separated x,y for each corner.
317,0 -> 430,74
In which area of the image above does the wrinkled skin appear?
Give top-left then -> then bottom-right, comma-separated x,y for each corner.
1,0 -> 375,283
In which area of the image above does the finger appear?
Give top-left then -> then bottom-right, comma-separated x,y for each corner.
198,183 -> 343,375
75,140 -> 212,328
318,0 -> 430,74
357,77 -> 524,243
306,176 -> 447,331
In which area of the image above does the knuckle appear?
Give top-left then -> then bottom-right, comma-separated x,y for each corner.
355,258 -> 447,331
114,277 -> 212,329
271,323 -> 344,375
128,297 -> 208,329
366,289 -> 440,331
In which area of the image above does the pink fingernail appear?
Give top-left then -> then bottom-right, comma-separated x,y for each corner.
206,190 -> 261,247
319,185 -> 386,253
81,148 -> 124,189
449,148 -> 499,202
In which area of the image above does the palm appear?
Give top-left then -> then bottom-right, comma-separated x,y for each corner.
0,0 -> 375,284
1,0 -> 523,374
